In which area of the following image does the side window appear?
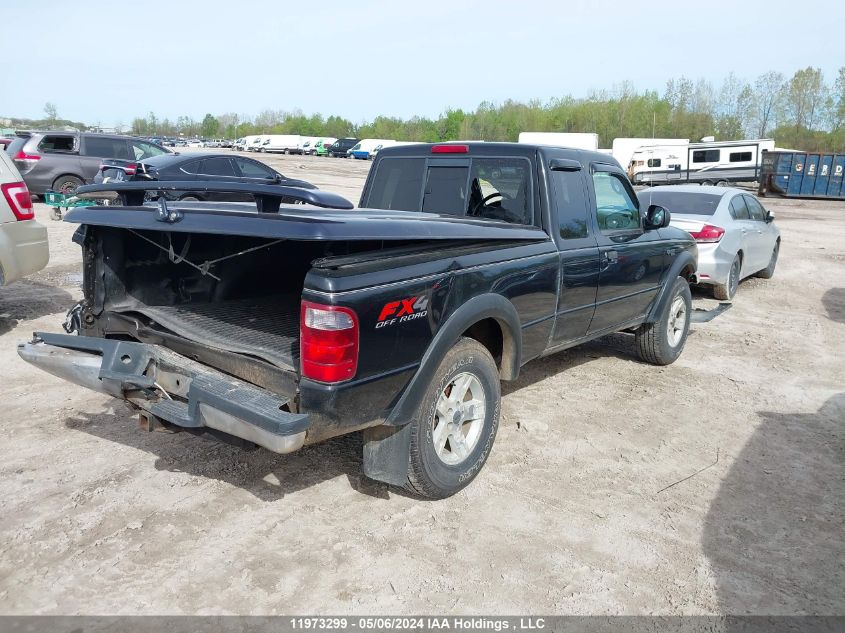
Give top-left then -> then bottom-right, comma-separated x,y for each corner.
730,151 -> 752,163
38,135 -> 76,153
84,137 -> 129,159
591,170 -> 640,232
550,170 -> 588,239
692,149 -> 721,163
729,195 -> 750,220
180,160 -> 201,175
131,141 -> 168,160
235,158 -> 274,179
647,158 -> 661,168
744,195 -> 766,221
199,158 -> 237,177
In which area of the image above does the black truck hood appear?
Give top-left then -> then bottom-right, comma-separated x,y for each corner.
63,204 -> 548,242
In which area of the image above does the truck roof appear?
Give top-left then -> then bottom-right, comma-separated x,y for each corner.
377,141 -> 621,169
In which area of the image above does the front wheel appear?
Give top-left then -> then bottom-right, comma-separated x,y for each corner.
405,337 -> 501,499
635,276 -> 692,365
53,175 -> 84,194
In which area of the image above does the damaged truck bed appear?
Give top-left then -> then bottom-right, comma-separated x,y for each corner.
19,143 -> 697,498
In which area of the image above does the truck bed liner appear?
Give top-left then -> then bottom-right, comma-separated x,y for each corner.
132,298 -> 299,371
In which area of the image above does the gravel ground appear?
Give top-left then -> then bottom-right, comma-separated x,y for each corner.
0,152 -> 842,615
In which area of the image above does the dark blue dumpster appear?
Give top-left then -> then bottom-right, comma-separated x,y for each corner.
759,151 -> 845,200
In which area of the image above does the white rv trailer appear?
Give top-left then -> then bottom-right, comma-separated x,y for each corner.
628,139 -> 776,186
260,135 -> 302,154
518,132 -> 599,151
611,137 -> 688,169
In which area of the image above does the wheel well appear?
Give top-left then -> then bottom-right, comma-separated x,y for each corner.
52,174 -> 84,188
680,263 -> 696,282
461,317 -> 518,380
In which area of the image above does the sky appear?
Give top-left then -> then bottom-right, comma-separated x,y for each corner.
3,0 -> 843,126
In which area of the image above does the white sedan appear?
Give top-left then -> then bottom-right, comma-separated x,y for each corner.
638,185 -> 780,300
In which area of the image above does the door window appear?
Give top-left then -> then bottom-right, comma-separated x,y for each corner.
744,195 -> 766,221
235,158 -> 275,179
550,170 -> 588,239
468,158 -> 532,224
180,160 -> 202,175
591,170 -> 640,232
729,196 -> 750,220
84,137 -> 130,159
199,158 -> 237,177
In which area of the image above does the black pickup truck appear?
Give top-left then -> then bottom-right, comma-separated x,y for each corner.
18,142 -> 697,499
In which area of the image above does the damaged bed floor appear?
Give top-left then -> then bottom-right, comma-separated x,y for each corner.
0,152 -> 842,615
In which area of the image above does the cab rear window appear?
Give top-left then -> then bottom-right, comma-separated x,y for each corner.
364,156 -> 534,225
638,191 -> 722,216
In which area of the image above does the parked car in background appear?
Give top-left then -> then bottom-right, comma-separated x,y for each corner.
327,138 -> 360,157
0,138 -> 12,150
350,139 -> 393,160
290,137 -> 318,155
94,153 -> 315,203
5,132 -> 171,195
186,139 -> 204,147
261,135 -> 302,154
638,185 -> 779,300
0,149 -> 48,285
313,138 -> 337,156
247,137 -> 265,152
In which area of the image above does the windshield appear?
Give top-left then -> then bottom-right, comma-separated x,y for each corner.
638,190 -> 723,216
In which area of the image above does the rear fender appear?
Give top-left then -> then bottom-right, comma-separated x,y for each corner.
362,294 -> 521,486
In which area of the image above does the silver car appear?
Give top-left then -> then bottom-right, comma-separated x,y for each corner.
638,185 -> 780,300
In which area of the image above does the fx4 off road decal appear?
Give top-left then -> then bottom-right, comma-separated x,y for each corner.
376,295 -> 429,329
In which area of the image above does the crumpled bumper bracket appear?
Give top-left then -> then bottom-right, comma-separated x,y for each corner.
17,332 -> 308,454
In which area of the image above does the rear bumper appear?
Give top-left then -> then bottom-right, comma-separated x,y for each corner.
694,242 -> 733,286
17,333 -> 309,453
0,219 -> 49,285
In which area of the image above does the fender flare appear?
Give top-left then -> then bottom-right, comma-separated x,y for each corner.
363,293 -> 522,487
385,293 -> 522,427
646,251 -> 696,323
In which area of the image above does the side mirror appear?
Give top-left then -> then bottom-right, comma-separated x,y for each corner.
645,204 -> 670,230
765,210 -> 775,223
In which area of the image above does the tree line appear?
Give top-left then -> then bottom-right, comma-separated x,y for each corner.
6,67 -> 844,153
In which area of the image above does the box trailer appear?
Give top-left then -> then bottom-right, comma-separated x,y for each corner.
517,132 -> 599,151
758,151 -> 845,200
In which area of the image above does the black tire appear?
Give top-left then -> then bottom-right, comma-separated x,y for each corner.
635,276 -> 692,366
53,175 -> 83,194
713,254 -> 741,301
405,337 -> 501,499
755,240 -> 779,279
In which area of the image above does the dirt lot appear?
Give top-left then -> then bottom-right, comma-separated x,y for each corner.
0,152 -> 842,615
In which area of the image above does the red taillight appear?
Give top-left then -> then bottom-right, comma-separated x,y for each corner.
1,182 -> 35,221
689,224 -> 725,243
123,163 -> 138,176
431,144 -> 468,153
12,151 -> 40,161
300,301 -> 359,383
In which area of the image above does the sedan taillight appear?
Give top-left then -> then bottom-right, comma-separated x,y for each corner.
689,224 -> 725,243
1,181 -> 35,221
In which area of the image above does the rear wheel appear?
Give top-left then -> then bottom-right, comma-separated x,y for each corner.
635,276 -> 691,365
53,175 -> 83,194
755,240 -> 779,279
405,337 -> 500,499
714,255 -> 741,300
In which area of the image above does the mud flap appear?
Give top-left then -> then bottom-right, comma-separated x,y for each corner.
362,424 -> 413,486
